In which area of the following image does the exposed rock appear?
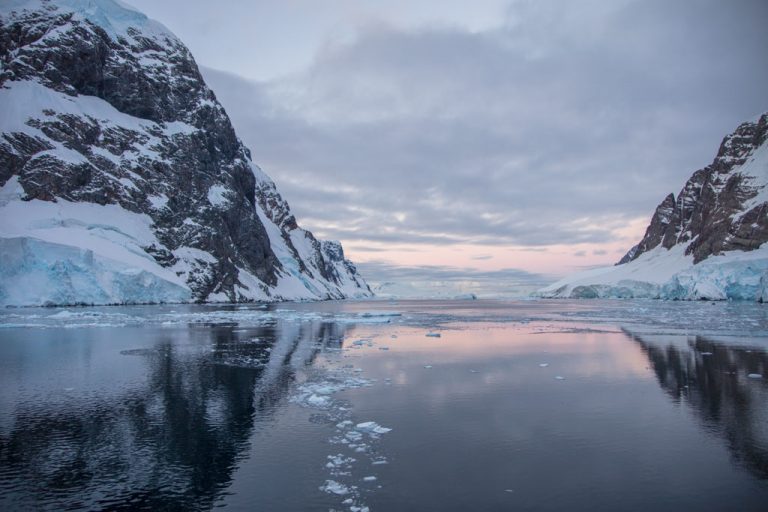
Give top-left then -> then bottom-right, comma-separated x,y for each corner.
620,114 -> 768,265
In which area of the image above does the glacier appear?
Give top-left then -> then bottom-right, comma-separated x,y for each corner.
537,243 -> 768,301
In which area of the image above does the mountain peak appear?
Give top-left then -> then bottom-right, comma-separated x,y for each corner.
619,112 -> 768,265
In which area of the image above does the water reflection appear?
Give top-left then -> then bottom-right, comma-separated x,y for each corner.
628,330 -> 768,479
0,319 -> 349,510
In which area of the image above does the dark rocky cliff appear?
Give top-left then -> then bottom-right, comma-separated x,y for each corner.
0,0 -> 371,304
619,114 -> 768,265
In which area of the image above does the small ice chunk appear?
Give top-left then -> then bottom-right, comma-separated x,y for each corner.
425,332 -> 441,338
363,476 -> 377,482
346,431 -> 364,442
343,499 -> 353,505
379,346 -> 390,351
539,363 -> 549,367
320,480 -> 349,495
700,352 -> 713,356
469,369 -> 478,373
423,365 -> 433,369
336,420 -> 353,429
554,376 -> 565,380
307,394 -> 330,406
747,373 -> 763,379
356,421 -> 392,434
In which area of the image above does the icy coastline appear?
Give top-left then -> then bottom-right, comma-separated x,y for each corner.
536,244 -> 768,302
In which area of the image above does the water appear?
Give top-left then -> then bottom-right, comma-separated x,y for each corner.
0,299 -> 766,511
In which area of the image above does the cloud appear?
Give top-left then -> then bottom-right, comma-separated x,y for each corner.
201,0 -> 768,254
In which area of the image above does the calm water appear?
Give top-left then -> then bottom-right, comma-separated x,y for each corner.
0,299 -> 766,511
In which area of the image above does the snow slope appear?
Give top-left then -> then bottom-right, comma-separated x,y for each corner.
537,243 -> 768,301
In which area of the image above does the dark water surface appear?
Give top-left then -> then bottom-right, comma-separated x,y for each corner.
0,299 -> 766,511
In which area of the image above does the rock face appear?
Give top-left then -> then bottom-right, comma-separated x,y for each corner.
538,112 -> 768,301
619,114 -> 768,265
0,0 -> 371,305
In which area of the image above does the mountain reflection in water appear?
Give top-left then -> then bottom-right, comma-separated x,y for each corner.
628,330 -> 768,479
0,319 -> 349,510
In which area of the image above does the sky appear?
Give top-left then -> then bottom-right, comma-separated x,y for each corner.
129,0 -> 768,295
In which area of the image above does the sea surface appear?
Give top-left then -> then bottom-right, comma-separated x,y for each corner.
0,299 -> 767,511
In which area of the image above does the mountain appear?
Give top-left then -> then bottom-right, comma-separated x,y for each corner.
538,112 -> 768,301
0,0 -> 371,306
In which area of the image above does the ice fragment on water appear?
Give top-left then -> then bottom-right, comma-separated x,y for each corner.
747,373 -> 763,379
539,363 -> 549,367
363,476 -> 377,482
356,421 -> 392,434
425,332 -> 441,338
320,480 -> 349,495
554,376 -> 565,380
308,394 -> 330,406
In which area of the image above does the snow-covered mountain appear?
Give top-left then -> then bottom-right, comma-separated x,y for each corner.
539,112 -> 768,301
0,0 -> 371,306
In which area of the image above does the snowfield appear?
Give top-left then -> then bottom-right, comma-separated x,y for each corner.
537,243 -> 768,301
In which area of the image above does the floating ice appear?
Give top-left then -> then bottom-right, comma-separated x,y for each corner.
363,476 -> 377,482
425,332 -> 441,338
747,373 -> 763,379
423,365 -> 433,369
307,394 -> 330,407
555,376 -> 565,380
356,421 -> 392,434
539,363 -> 549,367
346,431 -> 364,442
290,375 -> 372,409
320,480 -> 350,495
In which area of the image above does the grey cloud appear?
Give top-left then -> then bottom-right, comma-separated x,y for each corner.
201,0 -> 768,251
